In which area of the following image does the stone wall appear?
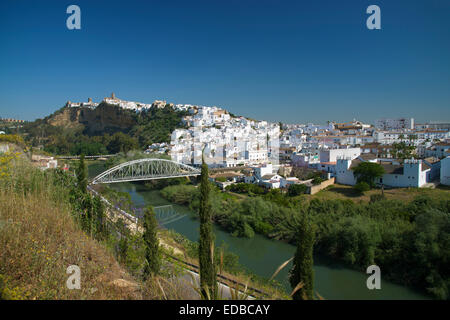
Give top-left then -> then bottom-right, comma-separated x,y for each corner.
308,177 -> 335,195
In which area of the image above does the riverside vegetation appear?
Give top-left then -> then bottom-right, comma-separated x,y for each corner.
161,182 -> 450,299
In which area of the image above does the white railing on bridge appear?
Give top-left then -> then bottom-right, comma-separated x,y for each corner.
57,154 -> 117,160
91,158 -> 201,184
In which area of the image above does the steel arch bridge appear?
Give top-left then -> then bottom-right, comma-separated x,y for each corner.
91,158 -> 201,184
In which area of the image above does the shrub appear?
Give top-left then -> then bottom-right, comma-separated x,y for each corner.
312,177 -> 324,185
288,184 -> 308,196
354,182 -> 370,194
243,223 -> 255,238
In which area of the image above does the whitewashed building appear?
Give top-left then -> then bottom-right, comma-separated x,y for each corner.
375,118 -> 414,130
441,156 -> 450,186
320,148 -> 361,163
336,157 -> 431,188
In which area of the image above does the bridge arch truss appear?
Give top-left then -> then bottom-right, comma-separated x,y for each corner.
91,158 -> 201,184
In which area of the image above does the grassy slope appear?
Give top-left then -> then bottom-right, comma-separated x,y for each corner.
306,184 -> 450,203
0,157 -> 274,300
0,169 -> 142,299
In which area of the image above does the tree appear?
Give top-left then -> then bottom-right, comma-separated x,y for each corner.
288,184 -> 307,197
198,154 -> 217,299
352,162 -> 385,188
312,176 -> 324,185
289,212 -> 315,300
354,181 -> 370,194
143,206 -> 160,279
76,154 -> 88,193
107,132 -> 139,154
116,218 -> 130,264
391,142 -> 415,159
92,196 -> 107,239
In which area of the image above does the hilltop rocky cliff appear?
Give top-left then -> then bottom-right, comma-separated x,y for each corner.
47,103 -> 136,135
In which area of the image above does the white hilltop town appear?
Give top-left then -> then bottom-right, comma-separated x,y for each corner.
62,93 -> 450,191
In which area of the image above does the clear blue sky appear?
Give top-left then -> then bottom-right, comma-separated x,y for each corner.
0,0 -> 449,124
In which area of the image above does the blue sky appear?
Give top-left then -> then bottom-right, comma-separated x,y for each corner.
0,0 -> 449,124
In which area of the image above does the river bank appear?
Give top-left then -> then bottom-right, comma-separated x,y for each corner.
88,161 -> 431,299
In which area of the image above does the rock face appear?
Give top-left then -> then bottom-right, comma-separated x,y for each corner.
47,103 -> 137,135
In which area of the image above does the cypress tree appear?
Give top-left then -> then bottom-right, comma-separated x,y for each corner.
116,218 -> 129,264
76,154 -> 88,193
198,154 -> 216,299
92,196 -> 106,239
143,206 -> 160,279
289,212 -> 315,300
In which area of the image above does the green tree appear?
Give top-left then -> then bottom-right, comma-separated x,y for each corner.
198,154 -> 217,299
392,142 -> 415,159
76,154 -> 88,193
352,162 -> 385,188
289,212 -> 315,300
354,181 -> 370,194
116,218 -> 130,264
312,176 -> 324,185
107,132 -> 139,154
92,196 -> 107,240
143,206 -> 160,279
288,184 -> 308,196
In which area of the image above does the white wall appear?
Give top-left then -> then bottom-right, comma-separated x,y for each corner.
320,148 -> 361,163
336,159 -> 430,188
253,163 -> 273,179
441,157 -> 450,186
336,159 -> 357,185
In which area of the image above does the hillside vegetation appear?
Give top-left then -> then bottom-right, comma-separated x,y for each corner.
21,103 -> 187,155
309,184 -> 450,203
0,153 -> 198,299
0,160 -> 142,299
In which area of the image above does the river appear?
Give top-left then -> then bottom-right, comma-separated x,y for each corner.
88,162 -> 430,300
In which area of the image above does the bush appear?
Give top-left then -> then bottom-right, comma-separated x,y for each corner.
288,184 -> 308,196
354,182 -> 370,193
243,223 -> 255,238
225,183 -> 265,195
312,177 -> 324,185
160,185 -> 198,205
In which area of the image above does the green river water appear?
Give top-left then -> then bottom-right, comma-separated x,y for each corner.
88,162 -> 430,300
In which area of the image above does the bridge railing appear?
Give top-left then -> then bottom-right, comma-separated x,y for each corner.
56,154 -> 117,159
87,185 -> 138,224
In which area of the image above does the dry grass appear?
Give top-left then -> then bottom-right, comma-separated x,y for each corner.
0,185 -> 143,299
305,183 -> 450,203
0,159 -> 209,300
